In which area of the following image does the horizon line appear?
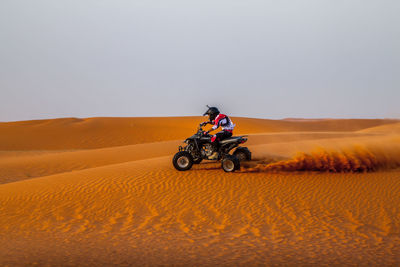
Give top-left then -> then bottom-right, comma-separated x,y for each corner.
1,115 -> 399,124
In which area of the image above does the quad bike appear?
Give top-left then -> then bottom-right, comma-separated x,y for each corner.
172,124 -> 251,172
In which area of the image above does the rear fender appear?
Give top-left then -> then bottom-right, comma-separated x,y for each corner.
221,142 -> 239,154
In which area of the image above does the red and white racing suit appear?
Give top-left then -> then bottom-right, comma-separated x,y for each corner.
210,114 -> 235,142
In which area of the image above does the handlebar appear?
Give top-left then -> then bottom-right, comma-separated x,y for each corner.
197,124 -> 212,137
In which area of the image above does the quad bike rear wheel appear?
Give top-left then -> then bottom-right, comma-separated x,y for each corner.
173,151 -> 194,171
233,147 -> 252,162
221,155 -> 240,172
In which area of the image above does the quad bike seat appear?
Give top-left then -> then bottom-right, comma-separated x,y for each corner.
220,136 -> 244,144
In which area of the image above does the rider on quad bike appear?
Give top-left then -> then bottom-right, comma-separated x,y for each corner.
202,106 -> 235,159
172,106 -> 251,172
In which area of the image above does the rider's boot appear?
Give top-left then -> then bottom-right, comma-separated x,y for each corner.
208,142 -> 219,160
209,152 -> 218,160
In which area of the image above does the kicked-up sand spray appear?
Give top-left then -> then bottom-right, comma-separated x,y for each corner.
242,143 -> 400,173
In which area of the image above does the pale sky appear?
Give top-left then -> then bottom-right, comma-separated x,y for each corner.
0,0 -> 399,121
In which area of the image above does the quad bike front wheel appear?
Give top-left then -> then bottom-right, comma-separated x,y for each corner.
173,151 -> 194,171
221,155 -> 240,172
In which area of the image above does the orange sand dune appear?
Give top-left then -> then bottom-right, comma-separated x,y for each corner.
0,131 -> 377,184
0,140 -> 180,184
0,116 -> 397,150
359,121 -> 400,134
0,117 -> 399,266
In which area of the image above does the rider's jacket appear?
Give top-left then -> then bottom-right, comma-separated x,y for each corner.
212,114 -> 235,132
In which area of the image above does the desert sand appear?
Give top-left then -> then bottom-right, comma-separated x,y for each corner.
0,117 -> 399,266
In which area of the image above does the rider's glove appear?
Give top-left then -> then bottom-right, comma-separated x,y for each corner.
203,131 -> 209,135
